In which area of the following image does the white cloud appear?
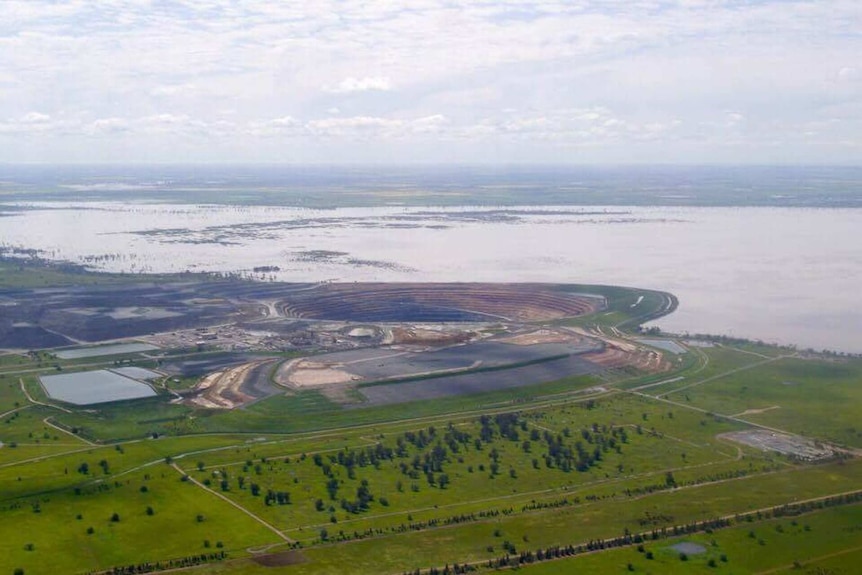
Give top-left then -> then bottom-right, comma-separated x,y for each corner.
21,112 -> 51,123
0,111 -> 64,134
89,117 -> 131,134
837,67 -> 858,82
0,1 -> 859,162
725,112 -> 745,126
307,115 -> 402,137
150,83 -> 197,97
325,76 -> 392,94
271,116 -> 298,127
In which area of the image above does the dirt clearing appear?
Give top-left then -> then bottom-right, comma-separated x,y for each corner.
186,358 -> 276,409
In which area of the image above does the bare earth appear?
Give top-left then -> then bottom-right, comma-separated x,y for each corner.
275,358 -> 362,387
733,405 -> 781,417
186,359 -> 271,409
498,328 -> 584,346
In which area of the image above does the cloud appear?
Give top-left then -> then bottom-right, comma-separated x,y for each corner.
89,117 -> 131,134
837,67 -> 858,82
0,1 -> 860,162
411,114 -> 448,133
725,112 -> 745,126
307,115 -> 402,137
245,116 -> 299,137
325,76 -> 392,94
0,111 -> 63,134
20,112 -> 51,123
150,83 -> 197,97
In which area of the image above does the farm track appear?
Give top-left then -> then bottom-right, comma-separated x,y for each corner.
42,416 -> 96,446
170,462 -> 293,544
754,543 -> 862,574
19,376 -> 71,413
667,354 -> 794,396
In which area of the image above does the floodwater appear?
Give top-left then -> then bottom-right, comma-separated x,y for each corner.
2,203 -> 860,353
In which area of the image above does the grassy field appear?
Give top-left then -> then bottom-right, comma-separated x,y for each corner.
1,266 -> 861,574
0,468 -> 283,575
178,395 -> 748,540
513,503 -> 862,575
161,462 -> 862,575
4,385 -> 859,574
0,377 -> 858,574
660,355 -> 862,448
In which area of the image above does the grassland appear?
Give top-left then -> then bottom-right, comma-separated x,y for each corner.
659,356 -> 862,448
0,265 -> 861,574
511,503 -> 862,575
2,345 -> 861,574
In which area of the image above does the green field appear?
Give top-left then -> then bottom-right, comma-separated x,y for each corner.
1,266 -> 861,574
2,372 -> 861,574
514,503 -> 862,575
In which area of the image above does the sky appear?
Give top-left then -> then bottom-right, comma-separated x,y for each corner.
1,0 -> 860,164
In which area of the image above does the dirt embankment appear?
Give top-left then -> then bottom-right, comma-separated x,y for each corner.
390,326 -> 475,346
583,346 -> 669,373
186,358 -> 276,409
274,358 -> 362,388
497,328 -> 584,346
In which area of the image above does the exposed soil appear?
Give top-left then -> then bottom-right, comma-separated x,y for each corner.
390,326 -> 475,346
582,346 -> 670,373
186,358 -> 276,408
734,405 -> 781,417
252,550 -> 307,567
497,328 -> 584,346
275,358 -> 361,387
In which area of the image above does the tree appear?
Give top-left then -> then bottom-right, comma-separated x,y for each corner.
110,512 -> 120,522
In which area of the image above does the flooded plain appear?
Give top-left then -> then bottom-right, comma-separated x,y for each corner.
1,202 -> 860,353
